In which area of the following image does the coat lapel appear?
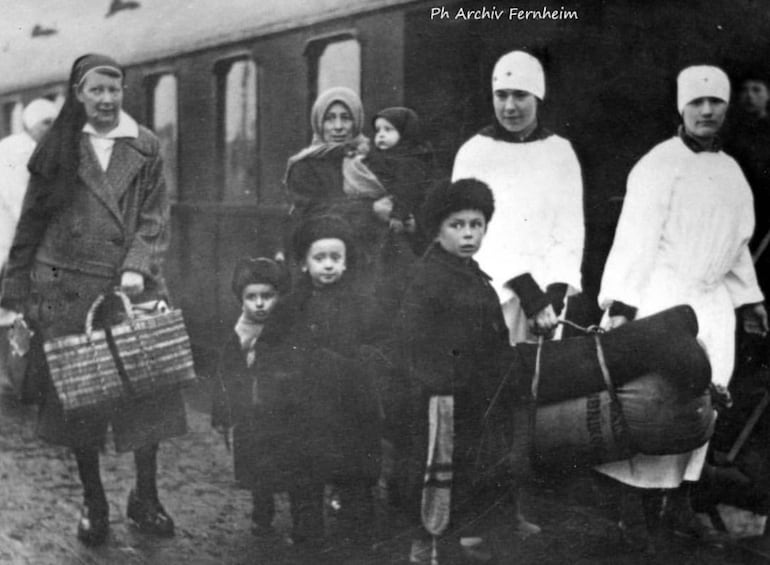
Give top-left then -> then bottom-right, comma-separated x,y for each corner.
78,136 -> 124,226
78,135 -> 145,227
106,138 -> 145,204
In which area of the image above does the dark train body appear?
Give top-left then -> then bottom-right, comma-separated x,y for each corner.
2,0 -> 769,368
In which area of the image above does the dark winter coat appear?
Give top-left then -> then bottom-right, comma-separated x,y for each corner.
396,243 -> 510,397
0,127 -> 186,451
212,330 -> 284,490
285,150 -> 387,270
254,275 -> 387,484
391,243 -> 519,523
365,143 -> 434,224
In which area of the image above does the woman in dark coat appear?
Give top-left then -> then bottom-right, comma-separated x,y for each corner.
0,53 -> 185,547
284,87 -> 391,283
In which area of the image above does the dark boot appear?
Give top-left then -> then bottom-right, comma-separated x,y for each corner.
592,472 -> 639,549
74,447 -> 109,547
663,482 -> 724,548
128,444 -> 174,537
511,487 -> 541,537
251,487 -> 275,536
641,489 -> 666,555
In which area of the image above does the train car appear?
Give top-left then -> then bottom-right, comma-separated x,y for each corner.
2,0 -> 770,371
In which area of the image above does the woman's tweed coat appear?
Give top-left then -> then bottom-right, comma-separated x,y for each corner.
1,126 -> 187,451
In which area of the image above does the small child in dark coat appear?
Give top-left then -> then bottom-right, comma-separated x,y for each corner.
211,257 -> 291,539
394,178 -> 537,564
366,106 -> 435,253
255,214 -> 385,544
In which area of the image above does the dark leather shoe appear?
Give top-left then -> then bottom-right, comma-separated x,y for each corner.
127,490 -> 175,537
77,501 -> 109,547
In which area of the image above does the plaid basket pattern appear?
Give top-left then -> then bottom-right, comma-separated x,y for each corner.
44,329 -> 124,413
109,309 -> 196,396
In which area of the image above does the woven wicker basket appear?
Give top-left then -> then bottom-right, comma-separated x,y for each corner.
108,293 -> 196,397
44,292 -> 196,415
43,294 -> 124,414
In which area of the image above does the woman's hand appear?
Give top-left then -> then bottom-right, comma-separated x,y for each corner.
607,315 -> 630,330
528,304 -> 558,336
372,196 -> 393,223
742,303 -> 769,336
389,218 -> 405,233
120,270 -> 145,296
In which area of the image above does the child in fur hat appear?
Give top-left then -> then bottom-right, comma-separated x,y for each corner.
254,214 -> 386,544
211,257 -> 291,540
393,178 -> 529,564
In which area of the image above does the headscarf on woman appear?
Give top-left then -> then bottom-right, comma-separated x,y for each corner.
285,86 -> 384,200
28,53 -> 124,214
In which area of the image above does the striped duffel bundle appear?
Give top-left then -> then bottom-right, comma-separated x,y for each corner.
109,302 -> 197,397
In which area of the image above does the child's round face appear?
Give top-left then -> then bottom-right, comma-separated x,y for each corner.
374,117 -> 401,150
304,238 -> 347,287
241,283 -> 279,323
435,209 -> 487,259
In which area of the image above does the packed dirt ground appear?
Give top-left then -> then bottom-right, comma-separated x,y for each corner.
1,378 -> 770,564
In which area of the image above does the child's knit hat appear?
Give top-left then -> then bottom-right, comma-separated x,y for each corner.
422,178 -> 495,238
292,214 -> 355,260
372,107 -> 421,144
231,257 -> 289,298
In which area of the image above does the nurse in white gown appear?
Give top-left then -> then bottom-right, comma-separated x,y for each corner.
597,65 -> 768,542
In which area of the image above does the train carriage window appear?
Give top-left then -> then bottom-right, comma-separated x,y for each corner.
216,58 -> 258,204
2,101 -> 23,136
306,33 -> 361,98
148,74 -> 179,201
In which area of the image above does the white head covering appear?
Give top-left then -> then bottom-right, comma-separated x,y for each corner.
677,65 -> 730,113
22,98 -> 58,130
492,51 -> 545,99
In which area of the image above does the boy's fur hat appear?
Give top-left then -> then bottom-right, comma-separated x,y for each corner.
231,257 -> 289,298
292,214 -> 355,260
422,178 -> 495,238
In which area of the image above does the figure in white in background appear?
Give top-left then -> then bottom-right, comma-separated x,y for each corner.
0,98 -> 58,325
0,98 -> 57,394
596,65 -> 768,552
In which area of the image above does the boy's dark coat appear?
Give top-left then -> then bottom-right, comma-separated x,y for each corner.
254,276 -> 387,485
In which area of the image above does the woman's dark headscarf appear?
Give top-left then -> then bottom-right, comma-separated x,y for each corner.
28,53 -> 123,213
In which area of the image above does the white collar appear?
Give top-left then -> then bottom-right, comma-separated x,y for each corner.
82,110 -> 139,139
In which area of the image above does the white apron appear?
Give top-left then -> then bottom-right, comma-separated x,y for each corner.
595,137 -> 762,488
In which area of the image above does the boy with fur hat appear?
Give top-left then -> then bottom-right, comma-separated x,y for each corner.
394,178 -> 528,564
254,214 -> 385,545
212,256 -> 291,540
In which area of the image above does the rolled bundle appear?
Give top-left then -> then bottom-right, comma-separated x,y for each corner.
515,305 -> 711,403
532,373 -> 715,471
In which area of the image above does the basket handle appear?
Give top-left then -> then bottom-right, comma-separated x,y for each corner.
84,290 -> 135,339
111,288 -> 135,319
84,294 -> 107,340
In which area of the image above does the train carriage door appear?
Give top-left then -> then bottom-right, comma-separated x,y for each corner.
147,73 -> 179,201
216,57 -> 259,205
306,33 -> 361,105
1,101 -> 23,137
